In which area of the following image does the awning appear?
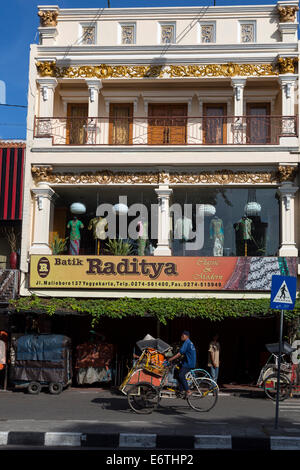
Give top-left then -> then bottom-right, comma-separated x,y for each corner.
0,146 -> 24,220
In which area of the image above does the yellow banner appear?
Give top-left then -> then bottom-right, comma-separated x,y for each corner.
30,255 -> 297,291
29,255 -> 239,290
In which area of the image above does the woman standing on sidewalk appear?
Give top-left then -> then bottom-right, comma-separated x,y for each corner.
208,334 -> 220,383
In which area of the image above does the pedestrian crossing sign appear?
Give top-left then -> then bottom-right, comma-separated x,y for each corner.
270,275 -> 297,310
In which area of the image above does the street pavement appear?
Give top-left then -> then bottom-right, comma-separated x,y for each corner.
0,386 -> 299,440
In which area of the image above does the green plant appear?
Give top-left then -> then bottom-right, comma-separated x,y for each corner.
105,238 -> 133,256
10,296 -> 300,328
51,235 -> 68,254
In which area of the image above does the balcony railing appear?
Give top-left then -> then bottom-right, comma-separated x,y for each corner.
34,115 -> 298,146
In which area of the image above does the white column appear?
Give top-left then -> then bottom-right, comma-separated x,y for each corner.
37,78 -> 58,118
231,78 -> 247,144
154,186 -> 172,256
85,79 -> 102,144
231,78 -> 247,116
278,75 -> 297,143
30,183 -> 56,255
279,75 -> 297,115
277,182 -> 298,257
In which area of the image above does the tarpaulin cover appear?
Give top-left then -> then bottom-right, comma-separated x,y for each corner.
16,335 -> 68,362
10,334 -> 72,384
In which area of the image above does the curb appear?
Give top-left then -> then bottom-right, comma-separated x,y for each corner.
0,432 -> 300,450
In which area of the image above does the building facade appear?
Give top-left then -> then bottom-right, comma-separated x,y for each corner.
18,2 -> 300,383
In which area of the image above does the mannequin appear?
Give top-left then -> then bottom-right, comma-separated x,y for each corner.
173,215 -> 193,256
209,215 -> 224,257
67,216 -> 84,255
234,215 -> 252,256
137,217 -> 148,256
88,216 -> 108,255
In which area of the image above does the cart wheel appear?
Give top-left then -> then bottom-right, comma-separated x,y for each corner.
27,382 -> 42,395
263,373 -> 292,401
127,382 -> 159,414
49,382 -> 63,395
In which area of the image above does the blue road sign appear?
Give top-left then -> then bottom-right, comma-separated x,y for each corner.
270,275 -> 297,310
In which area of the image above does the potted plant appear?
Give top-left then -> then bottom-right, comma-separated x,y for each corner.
2,226 -> 18,269
105,239 -> 133,256
51,234 -> 68,255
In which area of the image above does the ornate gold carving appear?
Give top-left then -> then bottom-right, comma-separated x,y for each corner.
36,61 -> 59,77
168,63 -> 276,78
277,165 -> 298,182
168,170 -> 277,185
277,57 -> 298,74
278,5 -> 299,22
32,166 -> 160,185
32,166 -> 281,186
36,61 -> 279,79
38,10 -> 58,27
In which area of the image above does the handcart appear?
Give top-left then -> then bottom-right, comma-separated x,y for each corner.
120,337 -> 218,414
10,334 -> 72,394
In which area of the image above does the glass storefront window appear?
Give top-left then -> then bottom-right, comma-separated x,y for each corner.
170,187 -> 279,257
50,186 -> 158,256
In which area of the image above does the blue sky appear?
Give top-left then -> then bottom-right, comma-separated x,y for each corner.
0,0 -> 278,140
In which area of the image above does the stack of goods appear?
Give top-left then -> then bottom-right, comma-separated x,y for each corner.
75,342 -> 114,385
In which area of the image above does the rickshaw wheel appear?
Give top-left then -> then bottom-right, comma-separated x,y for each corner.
27,382 -> 42,395
263,373 -> 292,401
127,382 -> 159,414
49,382 -> 63,395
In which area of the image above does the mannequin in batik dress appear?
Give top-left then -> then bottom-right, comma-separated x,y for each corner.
209,216 -> 224,256
67,216 -> 84,255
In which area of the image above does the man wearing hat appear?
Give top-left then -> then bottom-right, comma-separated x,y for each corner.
168,331 -> 196,398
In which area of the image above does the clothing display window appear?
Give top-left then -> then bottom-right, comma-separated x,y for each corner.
52,186 -> 158,256
171,187 -> 279,257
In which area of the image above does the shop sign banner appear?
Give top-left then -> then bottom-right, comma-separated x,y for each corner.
29,256 -> 297,291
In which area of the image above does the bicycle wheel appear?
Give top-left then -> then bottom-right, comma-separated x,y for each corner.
127,382 -> 159,414
263,373 -> 292,401
187,378 -> 218,412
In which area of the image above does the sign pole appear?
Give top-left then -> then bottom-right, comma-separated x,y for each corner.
275,309 -> 284,429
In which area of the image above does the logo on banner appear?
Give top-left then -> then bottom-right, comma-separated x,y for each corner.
37,257 -> 50,278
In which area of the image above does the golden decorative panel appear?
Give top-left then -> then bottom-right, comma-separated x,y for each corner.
168,170 -> 277,185
36,61 -> 292,79
277,57 -> 298,74
38,10 -> 58,27
32,166 -> 297,186
277,165 -> 298,182
31,167 -> 160,185
277,5 -> 299,22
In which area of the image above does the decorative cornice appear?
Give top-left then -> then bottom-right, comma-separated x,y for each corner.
38,10 -> 59,27
31,166 -> 297,186
36,61 -> 285,79
277,165 -> 298,182
277,5 -> 299,22
277,56 -> 298,74
0,141 -> 25,148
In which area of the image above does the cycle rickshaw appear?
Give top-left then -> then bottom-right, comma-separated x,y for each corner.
120,337 -> 218,414
257,342 -> 300,400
